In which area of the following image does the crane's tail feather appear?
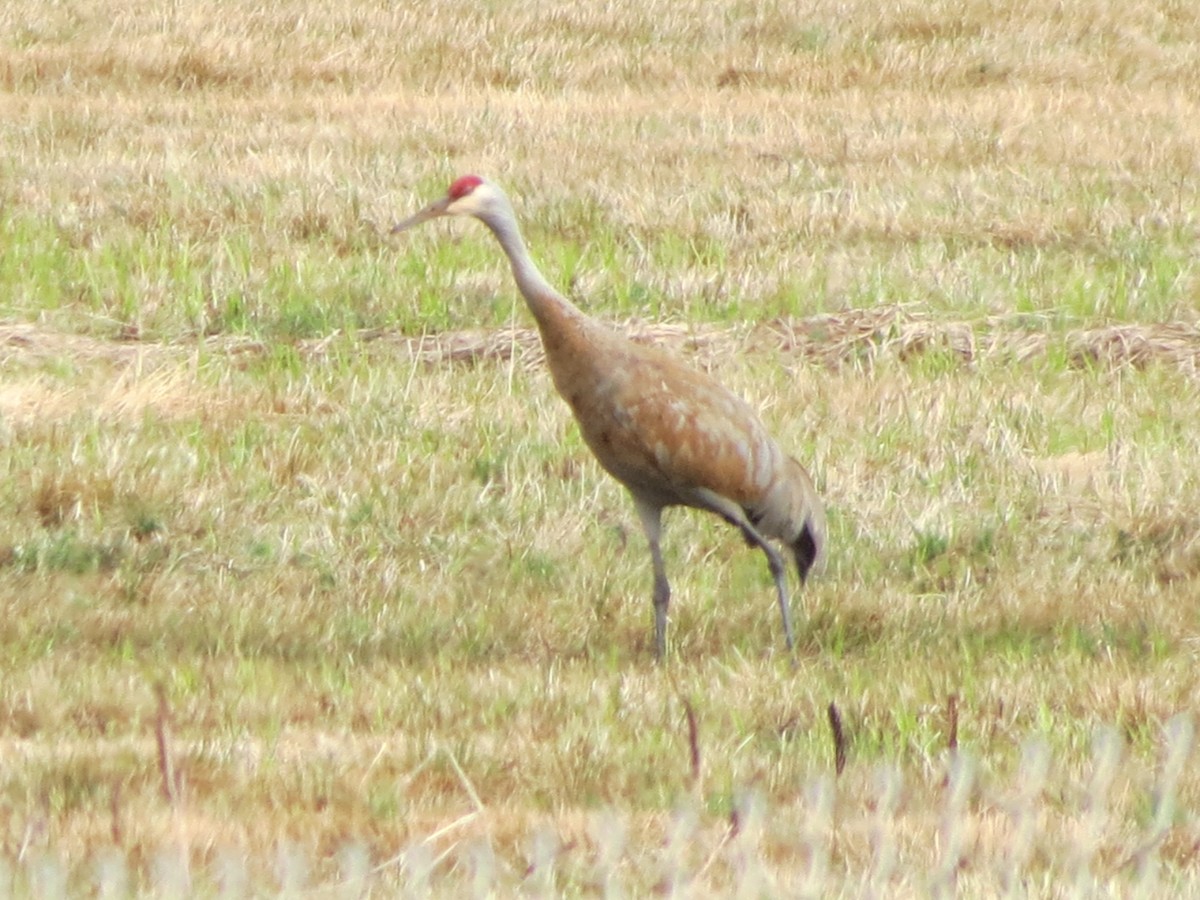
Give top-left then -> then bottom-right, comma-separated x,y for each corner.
782,456 -> 826,582
792,523 -> 821,582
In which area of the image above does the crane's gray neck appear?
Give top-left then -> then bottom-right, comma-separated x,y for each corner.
477,206 -> 580,327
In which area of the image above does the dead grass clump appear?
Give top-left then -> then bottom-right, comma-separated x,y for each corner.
32,470 -> 116,527
1067,323 -> 1200,377
152,48 -> 255,92
764,305 -> 976,367
0,324 -> 154,365
1113,514 -> 1200,585
762,308 -> 1200,379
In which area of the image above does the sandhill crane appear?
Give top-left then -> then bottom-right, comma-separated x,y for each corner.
392,175 -> 825,657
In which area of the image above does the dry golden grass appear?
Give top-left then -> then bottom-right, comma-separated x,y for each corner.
2,0 -> 1200,893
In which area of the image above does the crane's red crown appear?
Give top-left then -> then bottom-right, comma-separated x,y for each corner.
449,174 -> 484,200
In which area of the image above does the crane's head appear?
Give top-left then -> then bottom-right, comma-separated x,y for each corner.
391,175 -> 507,234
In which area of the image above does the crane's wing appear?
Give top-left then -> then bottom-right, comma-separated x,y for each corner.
567,341 -> 788,514
543,322 -> 824,571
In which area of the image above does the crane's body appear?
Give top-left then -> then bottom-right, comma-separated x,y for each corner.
393,175 -> 825,657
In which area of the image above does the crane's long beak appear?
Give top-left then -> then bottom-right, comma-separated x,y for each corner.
390,196 -> 451,234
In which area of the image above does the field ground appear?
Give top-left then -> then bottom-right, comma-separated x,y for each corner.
1,0 -> 1199,894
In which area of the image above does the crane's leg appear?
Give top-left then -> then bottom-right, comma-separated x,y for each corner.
633,497 -> 671,659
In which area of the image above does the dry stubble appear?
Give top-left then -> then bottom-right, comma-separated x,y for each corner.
1,0 -> 1199,893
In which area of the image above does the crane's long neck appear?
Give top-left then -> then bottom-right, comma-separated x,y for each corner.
477,207 -> 589,343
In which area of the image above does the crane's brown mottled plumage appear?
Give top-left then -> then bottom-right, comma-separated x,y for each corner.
393,175 -> 826,657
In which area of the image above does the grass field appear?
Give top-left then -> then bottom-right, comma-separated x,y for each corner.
2,0 -> 1199,894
